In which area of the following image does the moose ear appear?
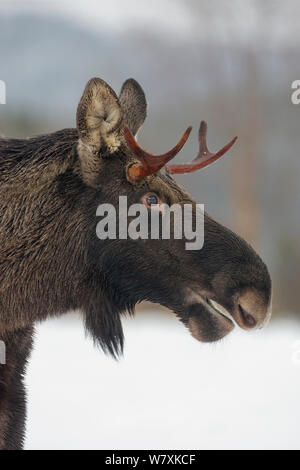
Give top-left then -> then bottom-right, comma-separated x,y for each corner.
119,78 -> 147,137
76,78 -> 123,187
77,78 -> 123,155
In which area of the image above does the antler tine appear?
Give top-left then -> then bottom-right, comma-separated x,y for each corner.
124,125 -> 192,181
198,120 -> 210,156
166,121 -> 237,174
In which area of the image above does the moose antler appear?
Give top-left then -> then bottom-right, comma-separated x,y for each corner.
166,121 -> 237,174
124,124 -> 192,182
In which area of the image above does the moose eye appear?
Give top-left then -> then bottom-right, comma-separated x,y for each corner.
141,193 -> 161,208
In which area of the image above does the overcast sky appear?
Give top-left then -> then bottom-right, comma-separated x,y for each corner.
1,0 -> 300,47
0,0 -> 190,37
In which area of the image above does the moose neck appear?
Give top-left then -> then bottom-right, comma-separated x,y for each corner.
0,131 -> 97,331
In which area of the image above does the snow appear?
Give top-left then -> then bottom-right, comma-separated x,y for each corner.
25,311 -> 300,450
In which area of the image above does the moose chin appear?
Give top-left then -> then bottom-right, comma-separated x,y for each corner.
0,77 -> 271,449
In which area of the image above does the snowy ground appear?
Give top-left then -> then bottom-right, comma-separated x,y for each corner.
25,310 -> 300,450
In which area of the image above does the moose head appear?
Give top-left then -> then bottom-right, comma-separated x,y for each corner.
75,77 -> 271,355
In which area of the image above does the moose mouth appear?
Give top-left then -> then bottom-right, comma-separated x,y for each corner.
206,298 -> 235,322
182,292 -> 236,343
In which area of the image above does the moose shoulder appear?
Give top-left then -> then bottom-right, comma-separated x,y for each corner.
0,78 -> 271,450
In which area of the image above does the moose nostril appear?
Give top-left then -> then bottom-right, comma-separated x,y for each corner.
238,304 -> 257,329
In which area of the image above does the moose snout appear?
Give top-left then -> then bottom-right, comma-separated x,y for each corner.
234,289 -> 272,331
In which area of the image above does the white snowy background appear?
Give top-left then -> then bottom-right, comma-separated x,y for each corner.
26,311 -> 300,450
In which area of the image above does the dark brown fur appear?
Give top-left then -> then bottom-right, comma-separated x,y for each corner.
0,78 -> 271,450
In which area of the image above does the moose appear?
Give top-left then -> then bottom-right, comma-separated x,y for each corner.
0,78 -> 271,450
